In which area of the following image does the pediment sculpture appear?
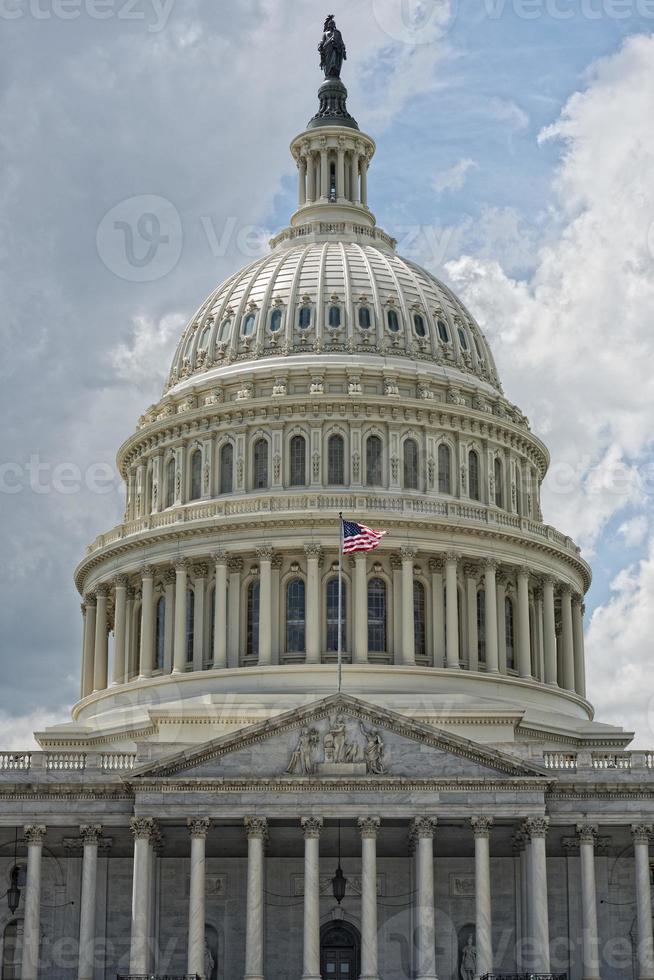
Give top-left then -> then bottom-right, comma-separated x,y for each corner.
286,715 -> 386,776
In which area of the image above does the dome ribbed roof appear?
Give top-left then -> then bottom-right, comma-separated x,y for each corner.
166,236 -> 502,395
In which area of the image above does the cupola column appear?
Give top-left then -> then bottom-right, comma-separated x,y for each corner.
93,585 -> 109,692
445,553 -> 460,668
336,145 -> 346,203
81,594 -> 97,698
307,153 -> 317,203
632,825 -> 654,980
244,817 -> 268,980
576,825 -> 600,980
516,567 -> 532,679
350,152 -> 359,204
305,545 -> 322,664
412,817 -> 438,980
212,552 -> 228,669
542,576 -> 558,686
354,554 -> 368,663
560,586 -> 576,692
172,559 -> 190,673
319,148 -> 329,201
483,560 -> 499,673
257,549 -> 273,667
361,157 -> 369,207
301,817 -> 323,980
298,157 -> 307,207
471,817 -> 494,979
572,595 -> 587,698
139,565 -> 155,679
112,575 -> 128,685
22,825 -> 46,980
401,548 -> 417,666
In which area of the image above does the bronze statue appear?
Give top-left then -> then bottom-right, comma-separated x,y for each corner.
319,15 -> 347,79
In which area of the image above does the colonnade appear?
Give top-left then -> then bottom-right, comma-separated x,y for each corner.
80,550 -> 587,700
14,820 -> 654,980
296,146 -> 369,208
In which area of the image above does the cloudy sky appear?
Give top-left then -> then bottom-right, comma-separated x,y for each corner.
1,0 -> 654,747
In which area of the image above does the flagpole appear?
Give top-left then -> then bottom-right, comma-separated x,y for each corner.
337,511 -> 343,693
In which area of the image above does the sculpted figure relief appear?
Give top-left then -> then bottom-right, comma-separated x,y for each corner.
286,727 -> 319,775
460,935 -> 477,980
360,721 -> 386,774
319,15 -> 347,79
286,715 -> 389,774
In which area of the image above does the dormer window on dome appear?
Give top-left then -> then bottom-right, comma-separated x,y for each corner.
437,318 -> 450,343
413,313 -> 427,338
358,306 -> 371,329
299,307 -> 312,329
387,310 -> 400,333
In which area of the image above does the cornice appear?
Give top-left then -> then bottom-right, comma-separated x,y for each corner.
133,776 -> 551,794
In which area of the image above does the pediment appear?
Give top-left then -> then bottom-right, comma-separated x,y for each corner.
131,695 -> 547,782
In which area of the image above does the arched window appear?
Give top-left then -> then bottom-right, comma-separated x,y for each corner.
505,596 -> 515,670
328,305 -> 341,329
387,309 -> 400,332
270,308 -> 283,332
403,439 -> 419,490
327,434 -> 345,485
2,920 -> 20,980
218,318 -> 231,342
198,320 -> 211,349
220,443 -> 234,495
468,449 -> 480,501
368,578 -> 387,652
494,457 -> 503,508
477,590 -> 486,665
413,313 -> 427,337
242,312 -> 256,336
457,326 -> 469,351
185,588 -> 194,664
286,578 -> 306,653
190,449 -> 202,501
358,306 -> 371,329
289,435 -> 306,487
437,318 -> 450,343
414,581 -> 426,658
247,581 -> 260,658
326,578 -> 346,652
253,439 -> 268,489
165,457 -> 175,508
299,306 -> 312,329
155,596 -> 165,670
366,435 -> 383,487
438,444 -> 452,494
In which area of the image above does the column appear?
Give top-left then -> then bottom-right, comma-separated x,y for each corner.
125,586 -> 136,678
305,546 -> 322,664
354,554 -> 368,663
81,594 -> 96,698
496,573 -> 507,673
320,148 -> 329,200
163,570 -> 175,674
112,576 -> 128,685
298,156 -> 307,206
512,831 -> 528,970
358,817 -> 381,980
129,817 -> 156,975
633,826 -> 654,980
471,817 -> 493,979
173,559 -> 189,673
465,564 -> 478,671
577,824 -> 600,980
361,158 -> 369,206
445,553 -> 460,668
187,818 -> 211,977
573,595 -> 587,698
412,817 -> 438,980
213,551 -> 228,669
244,817 -> 268,980
483,560 -> 499,673
139,565 -> 155,679
350,152 -> 359,204
307,153 -> 317,202
516,567 -> 532,679
401,548 -> 416,666
77,826 -> 102,980
93,585 -> 109,691
336,145 -> 346,201
560,586 -> 576,692
301,817 -> 322,980
542,576 -> 558,685
228,557 -> 243,668
192,563 -> 208,671
523,817 -> 550,972
429,558 -> 445,667
22,825 -> 46,980
257,549 -> 273,666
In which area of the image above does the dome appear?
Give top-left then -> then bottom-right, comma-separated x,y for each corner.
166,237 -> 503,398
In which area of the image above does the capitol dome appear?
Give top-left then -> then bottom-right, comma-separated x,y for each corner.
52,42 -> 618,757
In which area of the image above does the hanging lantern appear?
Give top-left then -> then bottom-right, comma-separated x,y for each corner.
7,831 -> 20,913
331,820 -> 347,904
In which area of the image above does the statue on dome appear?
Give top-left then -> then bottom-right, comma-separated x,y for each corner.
319,15 -> 347,79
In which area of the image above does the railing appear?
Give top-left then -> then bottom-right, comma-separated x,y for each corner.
592,752 -> 632,770
46,752 -> 86,771
543,752 -> 577,770
0,752 -> 31,771
118,975 -> 200,980
101,752 -> 136,771
480,974 -> 567,980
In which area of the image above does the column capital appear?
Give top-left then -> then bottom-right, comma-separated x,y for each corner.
471,816 -> 494,838
174,557 -> 191,574
113,574 -> 129,589
523,816 -> 549,840
429,556 -> 445,573
271,554 -> 283,570
140,564 -> 156,579
301,816 -> 323,839
400,547 -> 417,562
83,593 -> 97,607
163,567 -> 177,585
560,583 -> 573,597
463,562 -> 479,580
358,816 -> 381,839
517,564 -> 531,580
533,586 -> 543,602
23,825 -> 46,845
389,553 -> 402,571
445,551 -> 460,566
79,824 -> 103,845
244,816 -> 268,840
188,817 -> 212,839
192,562 -> 209,579
542,574 -> 556,588
130,816 -> 158,841
576,824 -> 598,845
411,816 -> 437,839
257,547 -> 275,563
511,830 -> 527,853
228,556 -> 244,573
95,584 -> 110,599
304,544 -> 323,562
483,557 -> 499,572
632,824 -> 653,845
212,549 -> 229,566
572,591 -> 584,606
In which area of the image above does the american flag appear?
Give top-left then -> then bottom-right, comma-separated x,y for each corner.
342,519 -> 387,554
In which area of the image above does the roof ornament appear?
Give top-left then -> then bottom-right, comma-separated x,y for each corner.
319,14 -> 347,79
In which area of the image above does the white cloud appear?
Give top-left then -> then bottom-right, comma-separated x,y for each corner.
433,158 -> 477,193
617,515 -> 649,549
111,313 -> 186,395
0,709 -> 70,751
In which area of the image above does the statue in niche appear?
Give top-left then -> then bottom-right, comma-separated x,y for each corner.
204,938 -> 216,980
360,722 -> 386,774
460,934 -> 477,980
286,727 -> 319,775
319,15 -> 347,79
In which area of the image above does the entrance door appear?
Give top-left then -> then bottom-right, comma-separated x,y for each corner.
320,922 -> 360,980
